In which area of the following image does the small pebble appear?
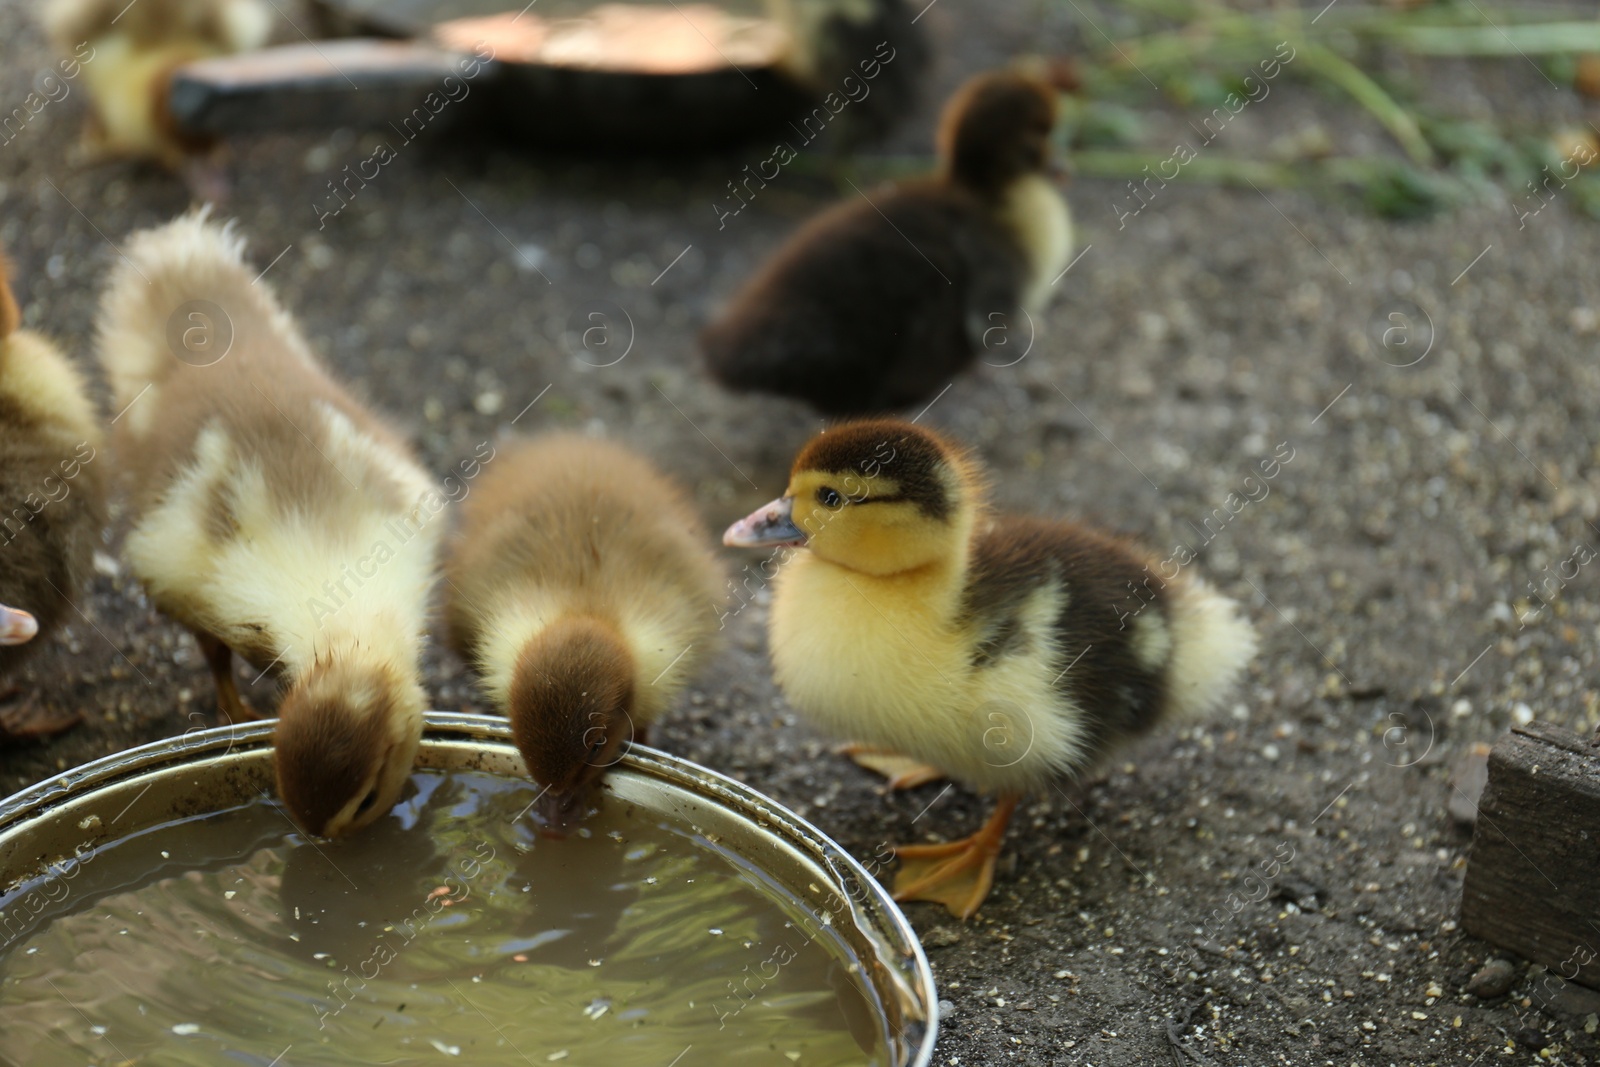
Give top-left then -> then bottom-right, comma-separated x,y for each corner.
1466,957 -> 1518,999
1515,1027 -> 1549,1050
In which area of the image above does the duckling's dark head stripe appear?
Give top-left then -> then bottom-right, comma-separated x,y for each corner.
795,419 -> 956,521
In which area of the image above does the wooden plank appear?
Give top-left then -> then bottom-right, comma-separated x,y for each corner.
1460,722 -> 1600,990
168,40 -> 495,136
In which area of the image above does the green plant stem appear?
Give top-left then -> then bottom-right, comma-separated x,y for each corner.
1388,22 -> 1600,55
1296,43 -> 1435,167
1069,149 -> 1301,187
1068,149 -> 1447,191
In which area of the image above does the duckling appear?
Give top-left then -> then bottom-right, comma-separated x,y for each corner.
41,0 -> 273,197
724,420 -> 1256,918
444,434 -> 722,828
97,210 -> 438,837
700,69 -> 1071,416
770,0 -> 928,149
0,249 -> 106,739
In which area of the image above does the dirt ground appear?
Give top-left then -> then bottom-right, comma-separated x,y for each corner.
3,0 -> 1600,1063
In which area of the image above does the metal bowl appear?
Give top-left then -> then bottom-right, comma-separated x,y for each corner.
0,711 -> 937,1065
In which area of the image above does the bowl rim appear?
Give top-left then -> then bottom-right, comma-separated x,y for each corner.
0,710 -> 939,1066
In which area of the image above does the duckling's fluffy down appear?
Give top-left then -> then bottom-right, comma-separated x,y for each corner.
98,208 -> 312,436
97,209 -> 438,681
43,0 -> 271,52
0,262 -> 105,676
1162,575 -> 1258,722
445,434 -> 723,724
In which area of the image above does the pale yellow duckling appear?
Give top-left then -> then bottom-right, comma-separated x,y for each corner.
97,210 -> 439,837
41,0 -> 272,196
444,434 -> 722,828
0,248 -> 105,738
725,419 -> 1256,918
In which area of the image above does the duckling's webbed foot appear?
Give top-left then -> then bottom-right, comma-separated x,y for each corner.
835,743 -> 945,792
891,794 -> 1020,920
193,629 -> 261,724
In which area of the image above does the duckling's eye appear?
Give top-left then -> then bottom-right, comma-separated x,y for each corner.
355,788 -> 379,815
816,486 -> 843,509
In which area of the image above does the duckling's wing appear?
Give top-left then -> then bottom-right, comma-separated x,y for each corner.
960,517 -> 1172,765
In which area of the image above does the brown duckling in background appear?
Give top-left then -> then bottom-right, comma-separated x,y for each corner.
771,0 -> 929,150
41,0 -> 273,198
725,420 -> 1256,918
0,250 -> 105,741
444,435 -> 722,829
97,210 -> 439,837
701,70 -> 1072,415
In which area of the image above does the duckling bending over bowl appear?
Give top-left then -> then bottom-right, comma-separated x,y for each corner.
444,435 -> 722,829
700,69 -> 1071,415
0,249 -> 106,735
97,210 -> 439,838
724,420 -> 1256,918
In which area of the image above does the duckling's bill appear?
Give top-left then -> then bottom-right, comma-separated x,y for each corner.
534,784 -> 601,836
0,607 -> 39,646
723,497 -> 807,548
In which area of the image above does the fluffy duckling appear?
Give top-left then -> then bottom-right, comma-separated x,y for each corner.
770,0 -> 928,149
97,210 -> 438,838
444,435 -> 722,828
724,420 -> 1256,918
0,249 -> 106,737
41,0 -> 272,196
701,70 -> 1071,415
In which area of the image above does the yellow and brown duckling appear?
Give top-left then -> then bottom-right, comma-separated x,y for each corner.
42,0 -> 272,197
97,210 -> 439,837
724,420 -> 1256,918
770,0 -> 928,149
0,249 -> 106,739
701,69 -> 1071,415
444,434 -> 722,828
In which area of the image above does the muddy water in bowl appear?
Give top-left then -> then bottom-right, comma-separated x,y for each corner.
0,770 -> 887,1066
